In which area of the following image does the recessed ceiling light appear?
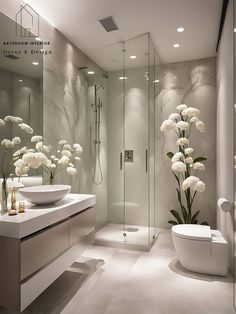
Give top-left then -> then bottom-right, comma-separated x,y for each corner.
18,79 -> 23,82
32,62 -> 39,65
88,71 -> 95,75
153,79 -> 160,83
234,28 -> 236,33
130,55 -> 136,59
177,27 -> 184,32
173,43 -> 180,48
35,37 -> 41,41
119,76 -> 127,80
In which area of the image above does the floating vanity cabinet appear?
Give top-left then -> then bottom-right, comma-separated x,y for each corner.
21,219 -> 70,281
70,207 -> 95,245
0,194 -> 96,312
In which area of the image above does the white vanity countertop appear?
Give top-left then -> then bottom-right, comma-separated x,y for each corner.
0,193 -> 96,239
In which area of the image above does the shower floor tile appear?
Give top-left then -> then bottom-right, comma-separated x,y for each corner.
95,223 -> 159,245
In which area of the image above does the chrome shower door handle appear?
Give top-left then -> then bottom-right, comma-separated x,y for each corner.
145,149 -> 148,173
120,152 -> 123,170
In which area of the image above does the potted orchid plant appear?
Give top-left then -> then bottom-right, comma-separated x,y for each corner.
0,115 -> 34,213
160,104 -> 208,225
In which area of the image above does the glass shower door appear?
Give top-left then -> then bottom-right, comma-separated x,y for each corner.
106,42 -> 126,242
123,34 -> 149,245
148,34 -> 156,243
94,34 -> 158,247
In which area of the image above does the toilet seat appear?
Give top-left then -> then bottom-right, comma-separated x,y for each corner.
172,224 -> 211,241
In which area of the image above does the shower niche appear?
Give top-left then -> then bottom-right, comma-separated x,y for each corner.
91,33 -> 161,249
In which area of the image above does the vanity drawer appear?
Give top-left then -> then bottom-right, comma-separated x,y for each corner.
69,207 -> 95,245
20,220 -> 70,281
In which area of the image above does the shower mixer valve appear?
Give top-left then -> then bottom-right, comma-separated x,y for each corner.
124,150 -> 134,162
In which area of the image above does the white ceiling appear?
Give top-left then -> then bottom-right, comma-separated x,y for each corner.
25,0 -> 222,71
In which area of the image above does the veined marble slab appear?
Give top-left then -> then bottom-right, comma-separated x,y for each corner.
0,193 -> 95,239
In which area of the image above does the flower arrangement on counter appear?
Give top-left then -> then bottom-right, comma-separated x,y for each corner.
14,137 -> 83,184
160,104 -> 208,225
29,138 -> 83,184
14,138 -> 83,184
0,116 -> 33,213
0,115 -> 83,214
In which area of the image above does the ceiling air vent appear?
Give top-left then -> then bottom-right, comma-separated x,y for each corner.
99,16 -> 118,32
5,54 -> 19,60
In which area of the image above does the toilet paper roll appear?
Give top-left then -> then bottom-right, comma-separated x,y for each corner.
217,198 -> 232,212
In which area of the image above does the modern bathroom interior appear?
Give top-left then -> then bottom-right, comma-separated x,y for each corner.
0,0 -> 235,313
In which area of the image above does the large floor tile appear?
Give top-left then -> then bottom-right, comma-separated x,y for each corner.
0,229 -> 234,314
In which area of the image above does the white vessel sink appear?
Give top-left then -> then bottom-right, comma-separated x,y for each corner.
19,185 -> 71,205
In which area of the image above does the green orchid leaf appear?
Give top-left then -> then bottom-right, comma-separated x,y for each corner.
193,157 -> 207,163
170,210 -> 183,224
201,221 -> 209,225
181,205 -> 188,223
168,220 -> 178,225
167,152 -> 174,159
191,210 -> 200,223
173,173 -> 180,185
176,189 -> 181,203
192,220 -> 198,224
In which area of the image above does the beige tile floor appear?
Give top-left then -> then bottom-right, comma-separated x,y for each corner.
1,229 -> 235,314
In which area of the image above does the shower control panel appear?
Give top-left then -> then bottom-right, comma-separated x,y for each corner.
124,150 -> 134,162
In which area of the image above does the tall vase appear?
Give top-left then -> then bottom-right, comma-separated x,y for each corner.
1,179 -> 8,214
49,172 -> 54,185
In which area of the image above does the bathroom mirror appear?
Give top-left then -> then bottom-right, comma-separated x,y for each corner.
0,12 -> 43,177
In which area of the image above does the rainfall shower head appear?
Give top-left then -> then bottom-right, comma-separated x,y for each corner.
99,16 -> 118,32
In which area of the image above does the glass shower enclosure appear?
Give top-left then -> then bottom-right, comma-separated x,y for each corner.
95,33 -> 160,249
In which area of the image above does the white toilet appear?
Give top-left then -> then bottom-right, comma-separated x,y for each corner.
172,224 -> 228,276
